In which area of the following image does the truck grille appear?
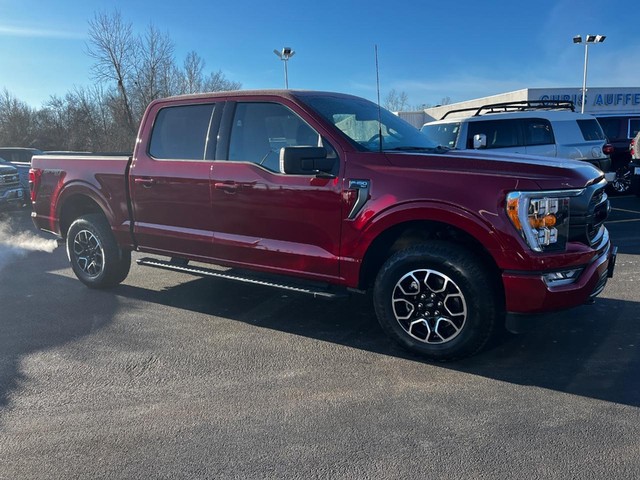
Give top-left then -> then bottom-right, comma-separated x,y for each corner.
568,181 -> 609,247
587,189 -> 608,245
0,173 -> 19,185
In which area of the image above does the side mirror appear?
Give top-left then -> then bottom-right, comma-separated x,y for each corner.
279,146 -> 334,176
473,133 -> 487,149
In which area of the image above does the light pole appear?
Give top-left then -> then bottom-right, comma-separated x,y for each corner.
573,34 -> 606,114
273,47 -> 295,89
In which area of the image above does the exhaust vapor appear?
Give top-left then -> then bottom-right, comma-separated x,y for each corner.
0,220 -> 58,271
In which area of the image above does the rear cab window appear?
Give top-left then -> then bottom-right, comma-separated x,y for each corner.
149,104 -> 216,160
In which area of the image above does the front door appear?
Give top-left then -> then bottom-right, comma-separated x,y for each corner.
209,101 -> 343,280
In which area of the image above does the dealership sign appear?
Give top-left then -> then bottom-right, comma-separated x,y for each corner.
532,88 -> 640,114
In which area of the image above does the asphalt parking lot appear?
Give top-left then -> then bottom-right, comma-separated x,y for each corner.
0,196 -> 639,479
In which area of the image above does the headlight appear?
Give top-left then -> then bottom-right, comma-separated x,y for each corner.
506,190 -> 582,252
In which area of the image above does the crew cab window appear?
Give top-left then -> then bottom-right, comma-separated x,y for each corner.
523,119 -> 554,145
228,102 -> 327,172
149,104 -> 215,160
467,120 -> 522,149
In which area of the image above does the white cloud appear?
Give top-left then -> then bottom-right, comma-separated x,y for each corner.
0,24 -> 85,40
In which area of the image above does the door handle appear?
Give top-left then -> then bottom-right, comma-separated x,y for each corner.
134,178 -> 156,188
214,182 -> 238,193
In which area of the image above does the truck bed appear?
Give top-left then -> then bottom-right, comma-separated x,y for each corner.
30,154 -> 132,241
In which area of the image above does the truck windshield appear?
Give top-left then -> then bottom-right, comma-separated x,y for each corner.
298,93 -> 438,152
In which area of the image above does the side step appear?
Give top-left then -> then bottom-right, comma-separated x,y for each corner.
136,257 -> 349,299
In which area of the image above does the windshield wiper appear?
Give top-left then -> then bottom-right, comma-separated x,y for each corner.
385,145 -> 451,153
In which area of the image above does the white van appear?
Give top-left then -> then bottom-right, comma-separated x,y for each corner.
420,101 -> 613,179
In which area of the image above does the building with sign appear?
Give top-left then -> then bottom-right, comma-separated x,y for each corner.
402,87 -> 638,126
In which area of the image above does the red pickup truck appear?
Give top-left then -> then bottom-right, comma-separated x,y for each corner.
30,90 -> 616,360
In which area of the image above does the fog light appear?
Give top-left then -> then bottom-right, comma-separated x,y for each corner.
542,268 -> 583,287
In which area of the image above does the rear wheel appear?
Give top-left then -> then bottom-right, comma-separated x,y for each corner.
373,242 -> 502,361
66,214 -> 131,289
609,165 -> 632,195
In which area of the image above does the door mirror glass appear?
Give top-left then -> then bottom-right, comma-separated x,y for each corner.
473,133 -> 487,149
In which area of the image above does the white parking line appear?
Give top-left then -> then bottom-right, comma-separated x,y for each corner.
606,218 -> 640,224
611,207 -> 640,215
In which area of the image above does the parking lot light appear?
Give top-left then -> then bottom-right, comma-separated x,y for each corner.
273,47 -> 295,89
573,34 -> 606,114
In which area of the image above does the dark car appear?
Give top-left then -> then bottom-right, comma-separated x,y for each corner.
596,116 -> 640,194
0,147 -> 44,192
0,157 -> 25,210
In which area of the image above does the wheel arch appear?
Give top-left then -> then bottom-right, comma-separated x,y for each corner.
57,185 -> 113,239
356,205 -> 505,299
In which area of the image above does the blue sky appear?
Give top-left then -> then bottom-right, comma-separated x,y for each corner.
1,0 -> 638,109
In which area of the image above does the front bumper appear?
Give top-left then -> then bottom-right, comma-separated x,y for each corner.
0,186 -> 25,208
502,236 -> 615,314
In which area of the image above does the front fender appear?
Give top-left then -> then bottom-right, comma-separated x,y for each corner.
339,200 -> 511,287
360,200 -> 507,254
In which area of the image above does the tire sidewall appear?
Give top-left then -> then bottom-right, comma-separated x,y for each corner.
374,243 -> 498,360
66,214 -> 129,288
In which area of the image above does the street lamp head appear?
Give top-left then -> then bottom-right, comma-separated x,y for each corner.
274,47 -> 295,60
573,35 -> 582,44
595,35 -> 606,43
586,34 -> 597,43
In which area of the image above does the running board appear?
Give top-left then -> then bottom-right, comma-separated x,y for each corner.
136,257 -> 349,299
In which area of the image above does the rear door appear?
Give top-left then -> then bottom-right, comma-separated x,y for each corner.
208,100 -> 343,280
130,100 -> 220,259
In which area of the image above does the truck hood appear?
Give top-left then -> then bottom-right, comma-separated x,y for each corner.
385,149 -> 604,190
0,162 -> 18,174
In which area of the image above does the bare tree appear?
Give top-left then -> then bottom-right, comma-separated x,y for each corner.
130,24 -> 176,117
182,51 -> 205,94
0,89 -> 37,146
87,10 -> 136,135
180,52 -> 241,94
384,89 -> 410,112
3,11 -> 244,152
203,70 -> 241,92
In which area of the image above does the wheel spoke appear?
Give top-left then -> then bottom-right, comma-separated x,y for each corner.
392,269 -> 467,345
72,229 -> 104,277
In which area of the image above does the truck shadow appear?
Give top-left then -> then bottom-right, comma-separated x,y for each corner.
0,249 -> 121,415
115,275 -> 640,408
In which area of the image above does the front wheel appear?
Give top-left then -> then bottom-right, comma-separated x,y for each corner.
66,214 -> 131,289
373,242 -> 502,361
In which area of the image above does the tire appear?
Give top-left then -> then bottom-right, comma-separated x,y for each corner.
608,165 -> 632,195
373,242 -> 502,361
66,214 -> 131,289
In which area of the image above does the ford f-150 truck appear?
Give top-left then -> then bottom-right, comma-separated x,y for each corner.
30,90 -> 616,360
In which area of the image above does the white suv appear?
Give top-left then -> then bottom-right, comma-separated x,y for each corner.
420,101 -> 613,178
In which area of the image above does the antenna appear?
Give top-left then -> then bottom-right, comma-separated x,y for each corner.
375,45 -> 383,153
